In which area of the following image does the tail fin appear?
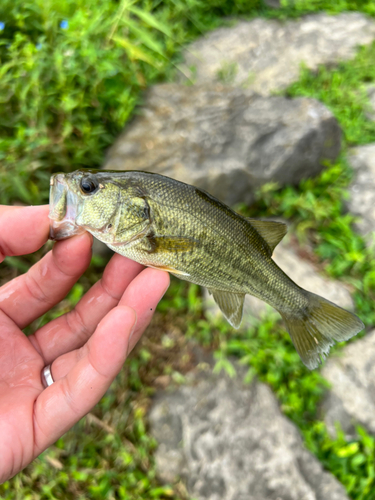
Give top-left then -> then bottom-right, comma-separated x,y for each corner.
279,292 -> 364,370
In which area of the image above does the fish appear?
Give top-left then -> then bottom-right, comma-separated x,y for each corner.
49,169 -> 364,370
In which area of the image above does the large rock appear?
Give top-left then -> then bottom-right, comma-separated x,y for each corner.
179,13 -> 375,94
347,144 -> 375,241
204,238 -> 354,327
149,369 -> 350,500
104,85 -> 341,206
364,84 -> 375,121
322,330 -> 375,438
264,0 -> 281,8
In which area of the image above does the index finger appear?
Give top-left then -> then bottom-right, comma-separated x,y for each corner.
0,205 -> 50,262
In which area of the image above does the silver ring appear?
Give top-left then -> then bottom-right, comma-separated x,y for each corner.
41,364 -> 55,388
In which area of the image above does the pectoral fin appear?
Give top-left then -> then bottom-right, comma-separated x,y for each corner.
145,234 -> 198,254
147,263 -> 190,277
246,218 -> 287,255
208,289 -> 245,329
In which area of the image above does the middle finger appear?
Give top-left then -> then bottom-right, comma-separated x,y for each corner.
30,254 -> 144,363
0,233 -> 93,328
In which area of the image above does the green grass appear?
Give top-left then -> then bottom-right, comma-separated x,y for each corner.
277,43 -> 375,326
0,0 -> 264,205
227,30 -> 375,500
3,0 -> 375,499
287,45 -> 375,145
235,37 -> 375,498
1,373 -> 181,500
250,157 -> 375,327
0,278 -> 204,500
208,307 -> 375,499
279,0 -> 375,17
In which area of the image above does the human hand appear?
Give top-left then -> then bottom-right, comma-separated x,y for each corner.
0,205 -> 170,483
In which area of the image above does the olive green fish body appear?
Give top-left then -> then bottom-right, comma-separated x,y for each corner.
49,170 -> 364,370
104,173 -> 307,312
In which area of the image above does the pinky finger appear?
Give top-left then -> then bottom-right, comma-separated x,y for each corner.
32,306 -> 136,453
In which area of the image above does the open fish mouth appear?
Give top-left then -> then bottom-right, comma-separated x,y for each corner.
49,173 -> 85,240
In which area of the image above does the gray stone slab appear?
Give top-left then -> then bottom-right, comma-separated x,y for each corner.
149,369 -> 350,500
104,85 -> 341,207
264,0 -> 281,8
179,13 -> 375,94
364,84 -> 375,121
322,330 -> 375,438
347,144 -> 375,242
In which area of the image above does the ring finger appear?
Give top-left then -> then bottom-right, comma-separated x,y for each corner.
31,254 -> 145,363
44,268 -> 170,381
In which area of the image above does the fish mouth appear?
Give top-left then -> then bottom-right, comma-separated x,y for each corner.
49,173 -> 86,240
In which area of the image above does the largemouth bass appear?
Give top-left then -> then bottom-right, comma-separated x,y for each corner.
49,169 -> 364,370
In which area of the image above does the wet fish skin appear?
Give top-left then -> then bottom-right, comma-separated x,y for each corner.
49,169 -> 364,370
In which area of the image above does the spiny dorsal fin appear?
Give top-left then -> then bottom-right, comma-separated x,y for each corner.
246,218 -> 287,255
208,289 -> 245,329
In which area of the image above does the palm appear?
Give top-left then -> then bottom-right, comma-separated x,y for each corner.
0,206 -> 169,483
0,333 -> 43,478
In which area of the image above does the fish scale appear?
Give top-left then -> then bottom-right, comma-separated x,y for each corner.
125,174 -> 280,290
49,169 -> 364,370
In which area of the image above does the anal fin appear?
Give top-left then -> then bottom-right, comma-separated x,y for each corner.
208,289 -> 245,329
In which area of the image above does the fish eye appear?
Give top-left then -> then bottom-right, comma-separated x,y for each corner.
80,177 -> 99,195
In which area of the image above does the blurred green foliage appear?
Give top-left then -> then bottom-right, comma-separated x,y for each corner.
277,43 -> 375,326
2,0 -> 375,499
240,23 -> 375,500
0,0 -> 263,205
280,0 -> 375,16
306,425 -> 375,499
210,310 -> 375,499
1,379 -> 179,500
253,159 -> 375,326
287,44 -> 375,145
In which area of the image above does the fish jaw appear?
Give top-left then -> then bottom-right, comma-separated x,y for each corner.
49,173 -> 86,240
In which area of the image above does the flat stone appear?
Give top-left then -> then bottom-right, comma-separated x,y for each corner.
104,84 -> 341,207
347,144 -> 375,241
322,330 -> 375,438
364,84 -> 375,121
264,0 -> 281,8
149,368 -> 350,500
179,13 -> 375,94
204,238 -> 354,327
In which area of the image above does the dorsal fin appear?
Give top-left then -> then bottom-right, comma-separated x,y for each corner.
246,218 -> 287,255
